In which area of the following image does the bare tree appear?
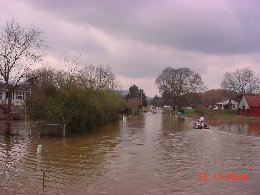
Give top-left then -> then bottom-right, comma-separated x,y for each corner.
26,61 -> 120,94
25,67 -> 57,96
0,19 -> 45,134
78,64 -> 97,89
78,64 -> 119,90
221,67 -> 260,95
155,67 -> 204,110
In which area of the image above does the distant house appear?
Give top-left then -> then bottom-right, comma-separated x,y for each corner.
0,83 -> 30,119
0,83 -> 29,106
216,99 -> 238,110
238,94 -> 260,116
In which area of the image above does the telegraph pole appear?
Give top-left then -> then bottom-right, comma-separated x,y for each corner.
140,89 -> 143,113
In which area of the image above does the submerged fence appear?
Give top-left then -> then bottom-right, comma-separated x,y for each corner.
39,123 -> 66,137
0,120 -> 28,135
0,120 -> 66,137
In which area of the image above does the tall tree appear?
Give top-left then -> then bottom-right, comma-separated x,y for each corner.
127,85 -> 140,98
202,89 -> 239,105
125,85 -> 147,114
0,19 -> 45,134
155,67 -> 204,110
78,64 -> 119,90
126,85 -> 147,107
25,67 -> 58,97
151,95 -> 162,107
221,67 -> 260,94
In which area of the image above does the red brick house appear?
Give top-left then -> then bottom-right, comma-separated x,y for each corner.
238,94 -> 260,116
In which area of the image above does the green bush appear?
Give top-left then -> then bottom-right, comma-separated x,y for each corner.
27,85 -> 124,134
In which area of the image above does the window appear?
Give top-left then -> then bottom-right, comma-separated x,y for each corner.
12,92 -> 15,99
17,91 -> 23,99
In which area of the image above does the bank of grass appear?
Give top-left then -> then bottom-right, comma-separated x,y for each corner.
143,107 -> 150,112
161,106 -> 173,113
184,107 -> 260,125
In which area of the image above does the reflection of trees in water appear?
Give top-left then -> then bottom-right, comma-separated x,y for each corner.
0,134 -> 29,190
235,122 -> 249,134
161,114 -> 187,134
125,115 -> 145,133
217,122 -> 260,135
36,123 -> 121,192
0,122 -> 122,194
247,122 -> 260,135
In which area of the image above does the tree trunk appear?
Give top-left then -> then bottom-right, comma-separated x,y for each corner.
171,103 -> 176,113
5,94 -> 12,134
177,97 -> 183,112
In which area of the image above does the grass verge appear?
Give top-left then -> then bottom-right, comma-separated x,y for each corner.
184,108 -> 260,125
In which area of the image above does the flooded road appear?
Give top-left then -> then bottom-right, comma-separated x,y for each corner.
0,110 -> 260,194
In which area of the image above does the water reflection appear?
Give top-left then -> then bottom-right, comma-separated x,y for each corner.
212,121 -> 260,136
0,111 -> 259,194
0,135 -> 31,194
0,122 -> 122,194
246,122 -> 260,135
160,113 -> 192,135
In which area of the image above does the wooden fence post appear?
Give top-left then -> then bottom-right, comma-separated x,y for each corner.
63,124 -> 66,137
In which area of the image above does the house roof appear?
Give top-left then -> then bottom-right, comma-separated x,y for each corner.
245,94 -> 260,107
0,82 -> 30,91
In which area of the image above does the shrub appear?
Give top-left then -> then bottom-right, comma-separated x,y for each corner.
27,85 -> 124,134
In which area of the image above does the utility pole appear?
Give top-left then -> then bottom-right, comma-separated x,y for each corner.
24,92 -> 26,131
140,89 -> 143,113
99,65 -> 102,89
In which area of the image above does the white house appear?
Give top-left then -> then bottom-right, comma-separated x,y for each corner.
216,99 -> 238,110
0,83 -> 29,106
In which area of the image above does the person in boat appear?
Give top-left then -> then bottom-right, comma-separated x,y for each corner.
199,115 -> 205,128
194,115 -> 209,129
193,118 -> 201,129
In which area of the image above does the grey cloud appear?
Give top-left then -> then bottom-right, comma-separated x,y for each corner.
20,0 -> 260,55
47,27 -> 107,55
3,0 -> 260,96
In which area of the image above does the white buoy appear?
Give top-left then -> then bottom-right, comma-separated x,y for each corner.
37,145 -> 42,153
123,116 -> 127,121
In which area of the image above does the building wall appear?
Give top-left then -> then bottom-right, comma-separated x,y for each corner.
216,99 -> 238,110
238,95 -> 249,109
239,107 -> 260,116
248,108 -> 260,116
0,90 -> 26,106
238,95 -> 260,116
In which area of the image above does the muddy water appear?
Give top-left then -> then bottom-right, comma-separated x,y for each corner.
0,111 -> 260,194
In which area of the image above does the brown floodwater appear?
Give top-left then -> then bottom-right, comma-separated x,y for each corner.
0,110 -> 260,194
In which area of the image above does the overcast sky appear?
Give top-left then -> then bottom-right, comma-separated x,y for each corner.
1,0 -> 260,96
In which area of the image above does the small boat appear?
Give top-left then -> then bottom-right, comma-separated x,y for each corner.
176,112 -> 185,120
193,122 -> 209,129
151,106 -> 156,114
